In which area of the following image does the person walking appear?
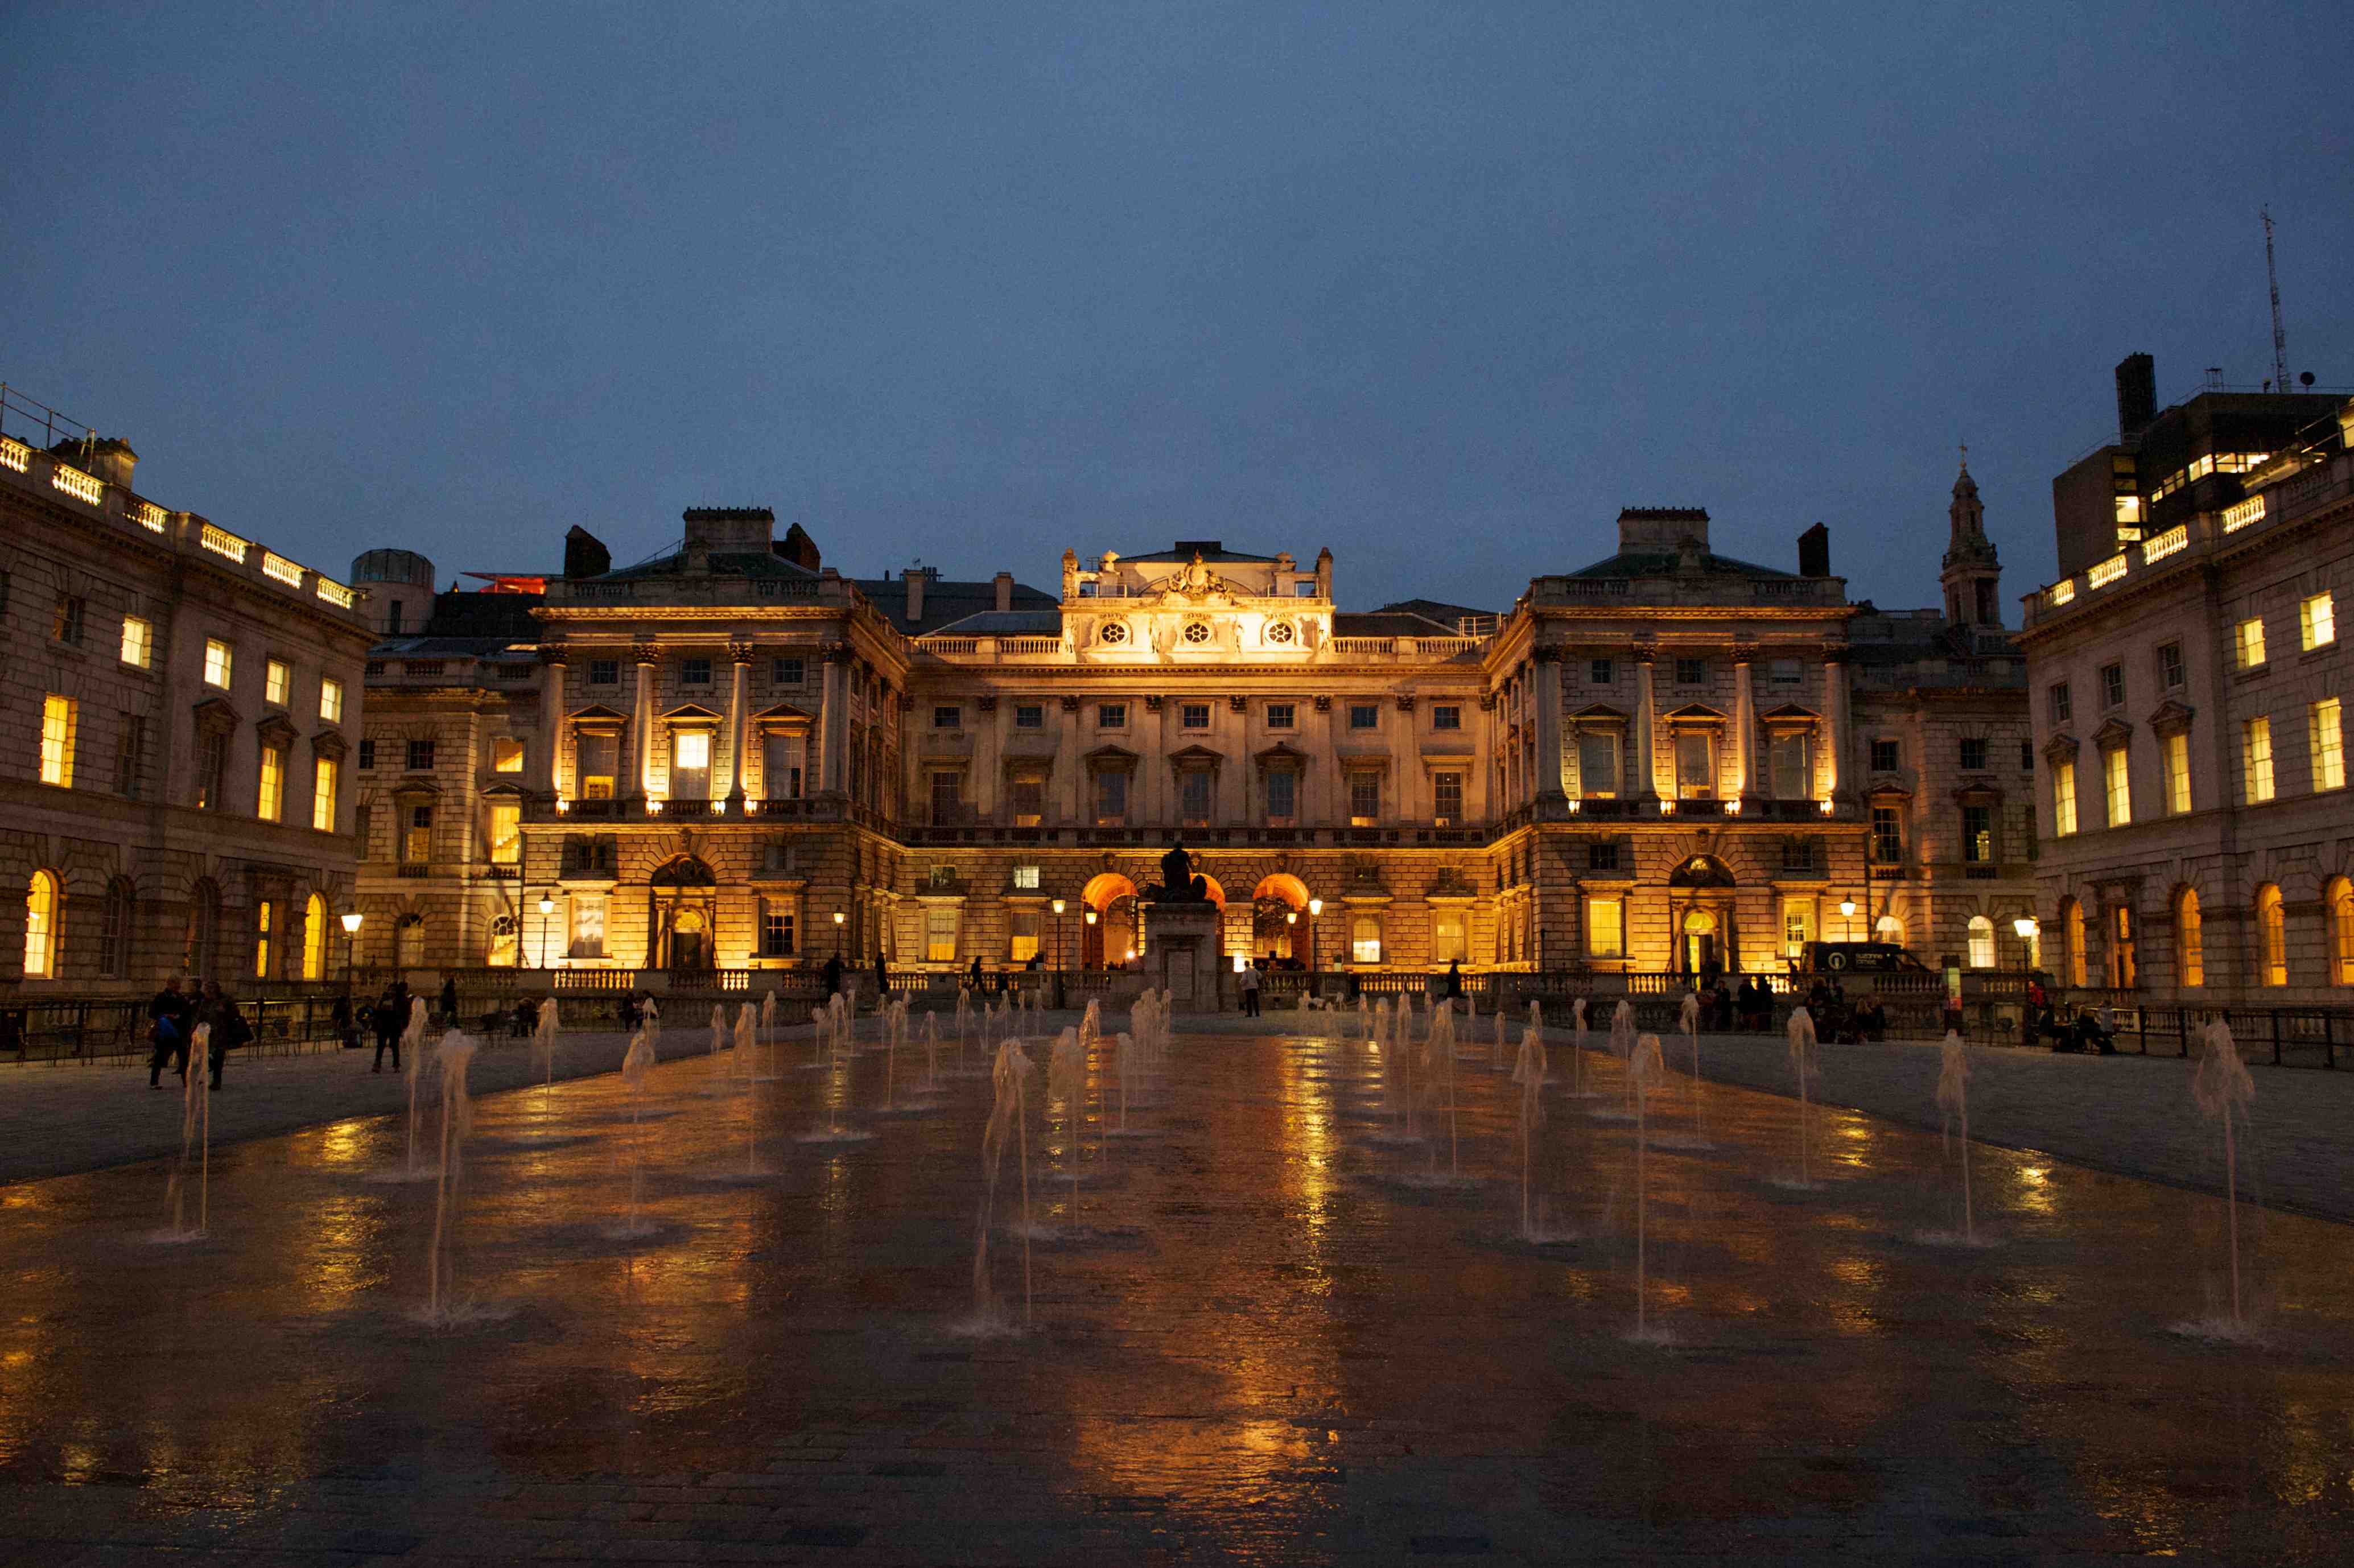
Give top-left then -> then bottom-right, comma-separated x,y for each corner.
199,981 -> 252,1091
1240,957 -> 1262,1018
872,950 -> 888,1013
147,975 -> 194,1087
437,974 -> 459,1028
1444,959 -> 1465,1014
331,991 -> 359,1051
372,983 -> 403,1072
822,951 -> 844,1005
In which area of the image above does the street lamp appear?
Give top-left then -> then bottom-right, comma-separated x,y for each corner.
536,892 -> 556,969
832,907 -> 846,956
1050,897 -> 1068,1010
339,910 -> 363,1003
2013,915 -> 2040,1046
1839,895 -> 1859,941
1306,897 -> 1322,984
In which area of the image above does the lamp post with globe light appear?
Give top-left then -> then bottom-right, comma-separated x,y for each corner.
1050,897 -> 1067,1009
535,892 -> 555,970
339,910 -> 363,1006
2014,915 -> 2040,1046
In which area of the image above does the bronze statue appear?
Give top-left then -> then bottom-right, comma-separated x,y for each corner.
1155,840 -> 1209,901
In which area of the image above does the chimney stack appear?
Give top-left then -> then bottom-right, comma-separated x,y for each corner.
993,571 -> 1014,613
563,525 -> 611,580
1797,522 -> 1830,579
777,523 -> 822,572
906,570 -> 926,624
2116,353 -> 2156,439
83,437 -> 137,489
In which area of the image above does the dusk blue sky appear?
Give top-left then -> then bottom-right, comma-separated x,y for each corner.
5,3 -> 2349,613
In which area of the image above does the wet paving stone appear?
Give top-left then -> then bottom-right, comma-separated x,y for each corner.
5,1021 -> 2354,1563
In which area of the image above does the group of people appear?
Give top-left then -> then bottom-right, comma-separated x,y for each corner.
2023,978 -> 2118,1054
143,975 -> 253,1091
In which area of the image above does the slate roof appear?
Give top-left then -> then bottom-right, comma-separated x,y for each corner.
915,608 -> 1065,637
1563,550 -> 1799,580
591,547 -> 822,583
854,576 -> 1058,636
371,588 -> 545,656
1115,539 -> 1281,564
1333,610 -> 1470,638
1371,597 -> 1493,625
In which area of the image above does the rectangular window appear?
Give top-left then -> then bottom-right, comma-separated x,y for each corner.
1960,737 -> 1989,770
2311,698 -> 2345,791
119,614 -> 152,669
2021,740 -> 2035,772
1351,914 -> 1384,964
930,770 -> 961,826
39,695 -> 75,787
117,714 -> 146,799
2100,662 -> 2125,708
925,906 -> 958,963
589,658 -> 620,686
1265,768 -> 1297,823
1094,769 -> 1128,824
406,738 -> 435,771
488,799 -> 521,863
1675,657 -> 1706,686
1433,771 -> 1463,825
1576,731 -> 1619,797
760,732 -> 803,799
2303,593 -> 2337,651
2054,758 -> 2078,836
1012,865 -> 1041,890
1588,843 -> 1620,872
2243,717 -> 2275,803
265,658 -> 290,707
257,745 -> 284,822
490,737 -> 525,773
570,895 -> 607,959
1675,732 -> 1713,798
1589,658 -> 1614,685
760,904 -> 795,958
934,705 -> 962,729
1181,703 -> 1211,729
1770,732 -> 1810,800
671,729 -> 711,799
253,900 -> 274,980
1432,705 -> 1462,731
1871,804 -> 1902,862
358,739 -> 377,770
771,657 -> 803,686
682,657 -> 713,686
196,731 -> 227,811
1585,897 -> 1624,959
2237,617 -> 2268,670
1348,704 -> 1379,730
52,594 -> 85,646
1432,911 -> 1468,964
1014,703 -> 1044,729
1294,580 -> 1316,597
1098,703 -> 1127,729
1010,769 -> 1046,827
204,638 -> 234,690
319,676 -> 344,723
1869,738 -> 1899,771
1767,659 -> 1801,686
1781,838 -> 1818,873
1782,898 -> 1816,960
1266,703 -> 1295,729
403,804 -> 433,863
1180,770 -> 1211,827
2102,745 -> 2130,827
1963,803 -> 1994,862
1348,772 -> 1379,826
578,733 -> 619,799
2164,731 -> 2192,814
2048,682 -> 2072,724
1009,911 -> 1042,965
2158,643 -> 2184,690
312,755 -> 338,831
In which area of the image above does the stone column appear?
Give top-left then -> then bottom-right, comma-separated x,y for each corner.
974,697 -> 1001,819
1530,654 -> 1564,800
1474,692 -> 1497,823
1633,650 -> 1658,800
1732,649 -> 1754,802
1824,653 -> 1851,804
631,643 -> 658,800
724,643 -> 751,803
1218,699 -> 1245,825
1053,696 -> 1081,825
1395,696 -> 1422,820
539,654 -> 567,796
1310,698 -> 1335,828
819,651 -> 850,794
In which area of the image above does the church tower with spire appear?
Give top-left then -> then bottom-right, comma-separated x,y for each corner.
1940,449 -> 2002,628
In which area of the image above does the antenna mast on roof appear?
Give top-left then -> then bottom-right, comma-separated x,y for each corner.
2264,207 -> 2289,393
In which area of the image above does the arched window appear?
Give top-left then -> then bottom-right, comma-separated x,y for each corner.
99,878 -> 135,979
185,878 -> 220,980
302,893 -> 327,981
2108,905 -> 2137,989
23,870 -> 60,979
253,899 -> 277,980
2060,897 -> 2086,988
2175,887 -> 2204,988
2257,884 -> 2287,987
2330,877 -> 2354,987
1350,914 -> 1383,965
487,914 -> 520,968
1967,915 -> 1996,969
395,912 -> 425,969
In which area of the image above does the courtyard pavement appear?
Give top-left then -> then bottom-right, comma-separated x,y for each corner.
5,1017 -> 2354,1563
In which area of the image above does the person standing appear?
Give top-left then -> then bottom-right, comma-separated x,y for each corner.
147,975 -> 193,1087
872,949 -> 888,1013
1444,959 -> 1465,1013
372,983 -> 403,1072
822,951 -> 844,1004
199,981 -> 252,1091
437,973 -> 459,1028
1240,957 -> 1262,1018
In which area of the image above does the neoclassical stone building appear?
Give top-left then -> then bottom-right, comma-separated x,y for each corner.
351,483 -> 2033,994
0,395 -> 373,998
2022,391 -> 2354,1004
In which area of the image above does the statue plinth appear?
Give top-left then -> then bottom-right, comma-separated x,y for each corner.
1139,899 -> 1226,1013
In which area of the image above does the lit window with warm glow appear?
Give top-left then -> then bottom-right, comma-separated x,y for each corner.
257,744 -> 285,822
320,677 -> 344,724
488,800 -> 521,864
1584,897 -> 1622,960
2258,884 -> 2287,986
2243,717 -> 2275,803
2163,731 -> 2191,815
119,614 -> 152,669
39,695 -> 75,788
204,638 -> 233,690
265,658 -> 290,707
2302,592 -> 2336,651
24,870 -> 59,979
2052,758 -> 2077,836
493,737 -> 525,773
312,756 -> 339,832
2236,617 -> 2267,670
2311,699 -> 2345,792
253,899 -> 275,979
1351,914 -> 1384,964
2102,745 -> 2130,828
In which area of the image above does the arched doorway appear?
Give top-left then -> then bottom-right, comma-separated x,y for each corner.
1081,872 -> 1139,969
1667,853 -> 1738,976
1251,873 -> 1312,965
1679,908 -> 1719,977
650,855 -> 719,972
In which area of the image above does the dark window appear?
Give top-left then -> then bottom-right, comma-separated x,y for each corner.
2021,740 -> 2034,772
1675,657 -> 1706,685
406,738 -> 435,771
1014,703 -> 1044,729
1960,737 -> 1989,770
1589,658 -> 1614,684
1433,771 -> 1463,824
682,657 -> 712,686
589,659 -> 620,686
1963,804 -> 1994,863
1869,738 -> 1900,771
2049,682 -> 2072,724
1587,842 -> 1620,872
52,593 -> 85,646
1348,773 -> 1379,824
1181,703 -> 1211,728
98,880 -> 133,978
933,705 -> 961,729
358,739 -> 377,770
1265,769 -> 1297,822
761,907 -> 795,957
1349,704 -> 1379,730
1781,838 -> 1819,873
2100,663 -> 2125,709
1266,703 -> 1295,729
1871,805 -> 1902,861
1180,770 -> 1211,826
115,714 -> 146,799
2159,643 -> 2184,690
1432,705 -> 1462,731
772,657 -> 804,686
195,732 -> 227,811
